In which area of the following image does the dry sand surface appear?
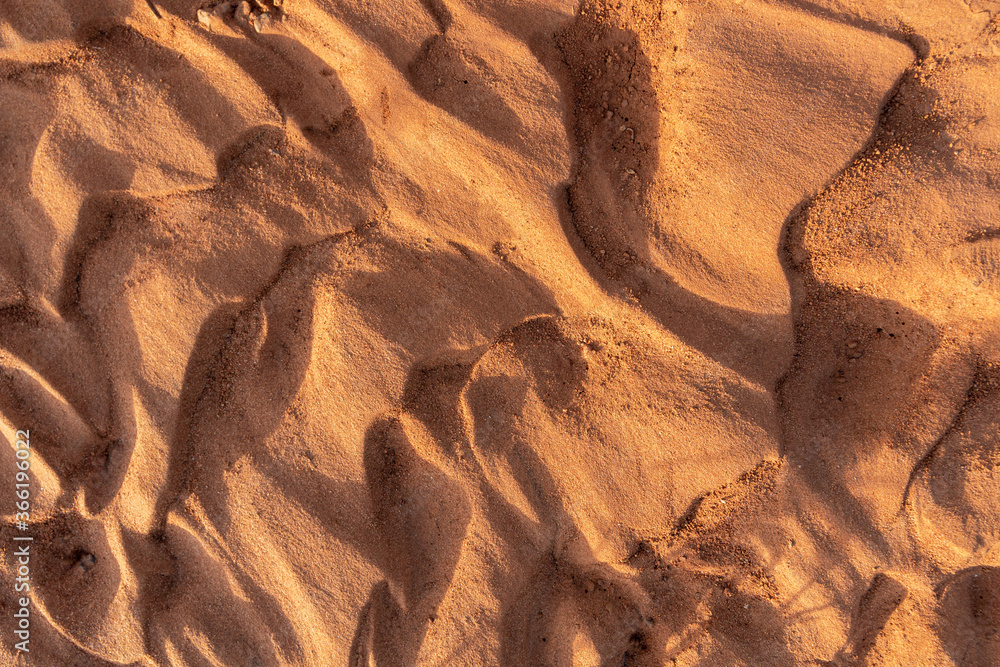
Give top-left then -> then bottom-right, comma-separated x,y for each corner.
0,0 -> 999,664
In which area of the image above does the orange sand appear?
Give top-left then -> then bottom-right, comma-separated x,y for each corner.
1,0 -> 999,664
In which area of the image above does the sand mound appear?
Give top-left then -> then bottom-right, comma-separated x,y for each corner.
0,0 -> 998,664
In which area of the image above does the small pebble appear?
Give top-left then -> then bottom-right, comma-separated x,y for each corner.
251,11 -> 271,32
236,1 -> 251,22
76,552 -> 97,573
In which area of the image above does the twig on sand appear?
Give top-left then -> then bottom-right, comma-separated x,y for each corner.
145,0 -> 163,18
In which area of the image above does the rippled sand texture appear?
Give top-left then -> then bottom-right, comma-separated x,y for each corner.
0,0 -> 999,664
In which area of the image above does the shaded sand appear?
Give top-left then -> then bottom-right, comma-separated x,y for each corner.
0,0 -> 998,664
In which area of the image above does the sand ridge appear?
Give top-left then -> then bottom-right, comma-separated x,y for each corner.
0,0 -> 998,664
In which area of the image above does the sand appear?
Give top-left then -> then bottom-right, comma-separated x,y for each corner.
0,0 -> 998,664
